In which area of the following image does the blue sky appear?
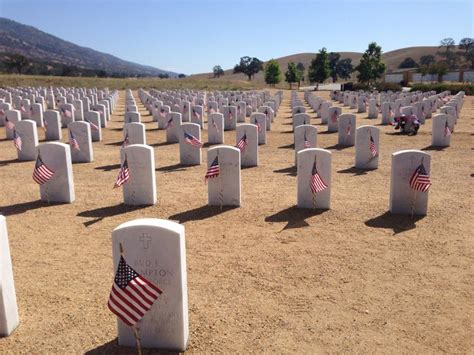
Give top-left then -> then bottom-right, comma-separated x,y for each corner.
1,0 -> 472,74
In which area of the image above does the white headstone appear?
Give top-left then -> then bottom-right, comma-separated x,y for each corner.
207,146 -> 241,207
68,121 -> 93,163
431,113 -> 454,147
125,112 -> 141,124
236,124 -> 258,167
166,112 -> 182,143
190,106 -> 203,128
250,113 -> 266,145
294,125 -> 317,165
389,150 -> 431,216
111,219 -> 188,351
122,144 -> 157,206
44,110 -> 62,141
84,111 -> 102,142
29,103 -> 44,127
59,104 -> 75,127
355,125 -> 380,169
327,107 -> 342,132
223,106 -> 237,131
124,123 -> 146,145
15,120 -> 38,161
179,123 -> 202,166
38,142 -> 75,203
207,113 -> 224,144
338,114 -> 356,146
5,110 -> 21,139
297,148 -> 331,209
0,215 -> 19,337
293,113 -> 310,130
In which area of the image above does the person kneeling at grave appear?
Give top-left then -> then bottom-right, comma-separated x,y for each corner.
393,114 -> 420,136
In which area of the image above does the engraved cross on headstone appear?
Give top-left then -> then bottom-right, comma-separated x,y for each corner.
139,233 -> 152,249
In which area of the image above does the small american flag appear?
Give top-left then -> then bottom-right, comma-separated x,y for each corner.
236,133 -> 248,152
61,107 -> 72,118
210,107 -> 216,114
0,108 -> 5,116
205,156 -> 220,182
421,106 -> 426,118
228,110 -> 233,120
164,117 -> 173,129
159,108 -> 166,117
108,254 -> 162,326
369,135 -> 377,157
122,133 -> 130,148
444,120 -> 451,137
331,111 -> 338,123
85,119 -> 99,131
5,117 -> 15,130
310,160 -> 328,194
389,106 -> 394,117
69,131 -> 80,151
237,105 -> 241,114
211,118 -> 219,132
114,158 -> 130,188
184,132 -> 203,148
20,103 -> 26,113
182,105 -> 187,113
303,133 -> 311,148
13,130 -> 22,151
33,155 -> 54,185
43,119 -> 48,131
193,110 -> 201,119
346,123 -> 352,136
254,119 -> 262,132
409,163 -> 431,192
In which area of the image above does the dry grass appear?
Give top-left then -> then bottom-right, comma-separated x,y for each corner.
0,90 -> 472,353
0,74 -> 263,91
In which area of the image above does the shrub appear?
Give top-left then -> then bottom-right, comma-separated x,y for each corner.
410,83 -> 474,95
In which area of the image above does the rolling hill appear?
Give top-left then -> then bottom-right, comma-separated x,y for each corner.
0,17 -> 177,77
192,46 -> 447,83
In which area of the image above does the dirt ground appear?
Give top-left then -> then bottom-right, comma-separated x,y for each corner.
0,90 -> 472,354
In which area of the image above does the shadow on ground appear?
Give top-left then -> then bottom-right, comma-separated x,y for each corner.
85,339 -> 179,355
364,211 -> 425,235
273,165 -> 297,176
77,203 -> 147,227
265,205 -> 328,231
169,205 -> 238,223
0,200 -> 64,216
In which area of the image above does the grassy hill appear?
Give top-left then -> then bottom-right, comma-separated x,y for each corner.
192,46 -> 447,84
0,17 -> 177,77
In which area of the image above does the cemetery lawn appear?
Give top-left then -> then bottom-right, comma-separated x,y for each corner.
0,91 -> 472,353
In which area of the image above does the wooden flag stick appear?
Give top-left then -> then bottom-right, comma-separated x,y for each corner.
411,190 -> 418,219
133,326 -> 143,355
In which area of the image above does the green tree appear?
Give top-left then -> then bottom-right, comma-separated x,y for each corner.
264,59 -> 281,87
398,57 -> 418,68
308,47 -> 331,84
438,38 -> 459,69
328,52 -> 341,82
233,56 -> 263,80
285,62 -> 301,89
213,65 -> 224,78
355,42 -> 386,86
4,53 -> 29,74
335,58 -> 353,81
459,37 -> 474,68
296,62 -> 305,84
178,74 -> 186,78
420,55 -> 436,66
418,65 -> 429,82
436,62 -> 449,82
